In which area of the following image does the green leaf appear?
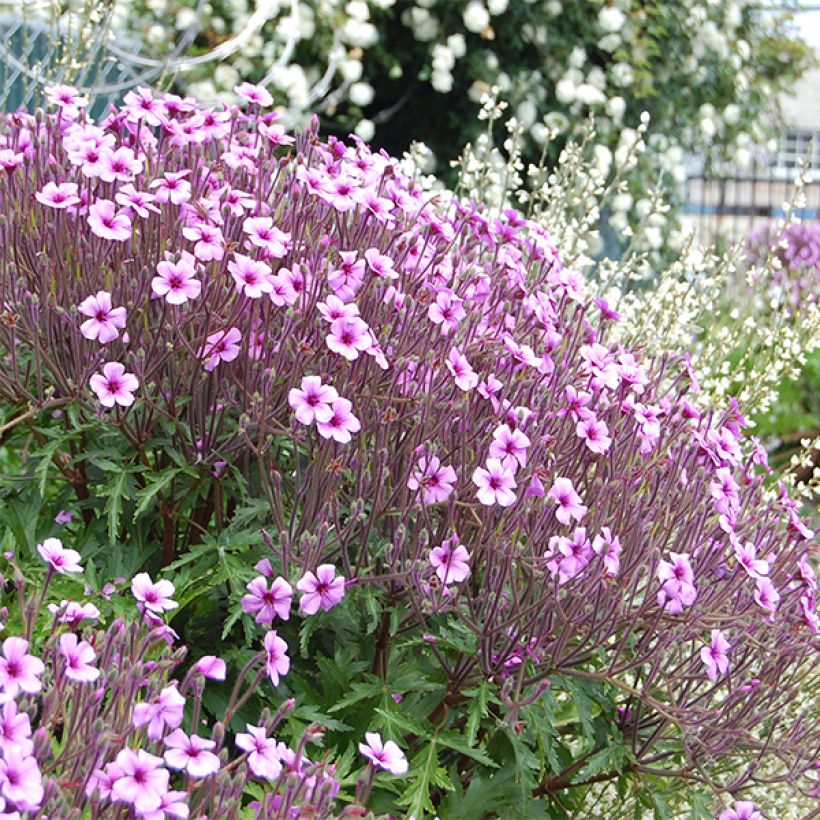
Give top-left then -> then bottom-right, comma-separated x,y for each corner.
373,703 -> 432,739
104,470 -> 129,541
574,744 -> 632,783
396,740 -> 453,819
328,681 -> 383,714
437,731 -> 498,768
133,467 -> 192,520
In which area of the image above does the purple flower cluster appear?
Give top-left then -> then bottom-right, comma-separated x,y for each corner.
0,85 -> 816,803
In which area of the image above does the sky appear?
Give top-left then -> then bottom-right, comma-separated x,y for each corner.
797,10 -> 820,47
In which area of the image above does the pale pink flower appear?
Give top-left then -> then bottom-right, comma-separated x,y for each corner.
182,221 -> 224,262
428,290 -> 465,335
228,254 -> 273,298
407,455 -> 457,505
364,248 -> 398,280
88,199 -> 132,242
140,789 -> 190,820
78,290 -> 126,343
150,171 -> 192,205
289,376 -> 338,425
85,761 -> 123,800
296,565 -> 346,615
37,537 -> 82,573
50,600 -> 100,625
35,181 -> 80,209
358,732 -> 408,775
98,146 -> 143,183
719,801 -> 762,820
430,535 -> 471,584
0,701 -> 33,757
488,424 -> 531,472
0,755 -> 43,809
123,86 -> 165,126
473,459 -> 517,507
90,362 -> 139,408
592,527 -> 622,578
700,629 -> 730,680
326,316 -> 371,361
317,295 -> 359,324
733,540 -> 769,579
45,83 -> 88,112
115,184 -> 160,218
59,633 -> 99,683
131,572 -> 177,613
556,527 -> 593,582
199,327 -> 242,371
446,348 -> 479,391
263,630 -> 290,685
132,684 -> 185,740
242,217 -> 291,257
754,577 -> 780,614
234,82 -> 274,107
194,656 -> 226,681
241,576 -> 293,624
315,397 -> 361,444
164,729 -> 220,778
111,748 -> 169,813
152,255 -> 201,304
548,477 -> 588,525
236,724 -> 282,779
576,416 -> 612,455
0,638 -> 44,697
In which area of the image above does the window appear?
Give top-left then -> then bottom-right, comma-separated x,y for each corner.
770,130 -> 820,176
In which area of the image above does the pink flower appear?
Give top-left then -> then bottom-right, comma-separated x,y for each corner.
326,317 -> 371,361
163,729 -> 220,778
194,655 -> 227,681
473,459 -> 518,507
123,86 -> 165,126
150,171 -> 191,205
111,748 -> 169,813
754,577 -> 780,614
198,327 -> 242,371
36,537 -> 82,573
54,509 -> 73,525
140,789 -> 190,820
236,724 -> 282,780
296,565 -> 346,615
78,290 -> 127,343
0,755 -> 43,809
242,217 -> 291,257
446,348 -> 479,391
317,295 -> 359,324
289,376 -> 338,425
263,630 -> 290,685
50,600 -> 100,625
576,415 -> 612,455
242,576 -> 293,624
592,527 -> 622,578
152,255 -> 201,304
700,629 -> 730,680
234,82 -> 273,107
430,535 -> 471,584
656,552 -> 697,612
132,684 -> 185,740
407,455 -> 457,505
228,254 -> 274,298
315,398 -> 361,444
364,247 -> 398,279
358,732 -> 408,775
35,181 -> 80,209
733,540 -> 769,579
719,801 -> 762,820
131,572 -> 177,613
547,477 -> 587,525
556,527 -> 593,582
182,222 -> 224,262
98,146 -> 143,183
115,184 -> 160,218
90,362 -> 139,408
88,199 -> 132,242
0,638 -> 44,697
0,701 -> 33,757
488,424 -> 531,472
59,633 -> 99,683
428,290 -> 466,335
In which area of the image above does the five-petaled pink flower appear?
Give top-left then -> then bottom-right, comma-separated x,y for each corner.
656,552 -> 698,614
37,537 -> 82,573
446,348 -> 479,391
163,729 -> 220,778
315,397 -> 361,443
78,291 -> 127,343
111,748 -> 169,813
242,576 -> 293,624
576,416 -> 612,455
326,316 -> 371,361
289,376 -> 338,425
358,732 -> 408,775
228,253 -> 274,298
0,754 -> 44,809
473,459 -> 517,507
718,801 -> 762,820
88,199 -> 132,242
234,82 -> 274,108
430,535 -> 471,584
236,724 -> 282,779
59,633 -> 100,683
199,327 -> 242,371
90,362 -> 139,408
296,565 -> 346,615
242,217 -> 291,257
132,684 -> 185,740
131,572 -> 178,613
0,638 -> 44,697
488,424 -> 531,472
754,577 -> 780,614
152,255 -> 201,304
0,700 -> 33,756
36,181 -> 80,209
194,655 -> 227,681
407,455 -> 457,505
548,477 -> 587,525
700,629 -> 730,681
263,630 -> 291,685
